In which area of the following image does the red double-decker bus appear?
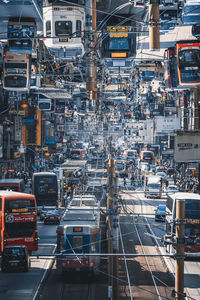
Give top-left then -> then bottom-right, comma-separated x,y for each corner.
176,40 -> 200,86
0,191 -> 38,253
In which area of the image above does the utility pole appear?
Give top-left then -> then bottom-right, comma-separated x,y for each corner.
149,0 -> 160,50
107,155 -> 118,300
175,199 -> 185,300
85,0 -> 97,106
113,174 -> 119,300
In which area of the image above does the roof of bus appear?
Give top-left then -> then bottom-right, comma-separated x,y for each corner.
0,190 -> 35,198
0,179 -> 24,183
33,172 -> 56,176
169,192 -> 200,200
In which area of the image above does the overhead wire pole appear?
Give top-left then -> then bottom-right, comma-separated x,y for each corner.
107,156 -> 114,299
149,0 -> 160,50
107,146 -> 118,300
85,0 -> 97,107
175,199 -> 185,300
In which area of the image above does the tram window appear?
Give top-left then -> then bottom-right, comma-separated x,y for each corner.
73,236 -> 82,250
76,20 -> 82,37
55,21 -> 72,36
46,21 -> 51,37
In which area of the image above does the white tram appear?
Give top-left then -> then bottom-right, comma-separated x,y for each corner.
43,3 -> 85,61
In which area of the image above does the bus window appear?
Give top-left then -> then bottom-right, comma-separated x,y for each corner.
46,20 -> 51,37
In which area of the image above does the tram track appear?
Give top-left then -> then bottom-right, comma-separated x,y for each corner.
119,189 -> 174,299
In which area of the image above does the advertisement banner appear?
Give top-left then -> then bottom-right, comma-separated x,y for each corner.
174,132 -> 200,162
155,116 -> 180,133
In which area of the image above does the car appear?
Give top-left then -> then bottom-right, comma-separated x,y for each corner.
160,22 -> 175,34
181,2 -> 200,25
192,23 -> 200,39
166,185 -> 178,195
43,210 -> 61,224
155,204 -> 166,222
1,245 -> 30,272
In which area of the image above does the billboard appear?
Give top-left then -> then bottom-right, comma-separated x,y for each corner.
174,132 -> 200,162
155,116 -> 180,133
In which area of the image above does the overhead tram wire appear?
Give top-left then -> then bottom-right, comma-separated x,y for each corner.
58,0 -> 146,26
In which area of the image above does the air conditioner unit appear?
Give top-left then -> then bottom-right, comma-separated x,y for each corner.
38,99 -> 52,111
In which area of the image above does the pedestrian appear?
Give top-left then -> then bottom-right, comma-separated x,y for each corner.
123,177 -> 126,188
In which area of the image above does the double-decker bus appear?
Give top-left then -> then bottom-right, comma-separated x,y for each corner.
176,40 -> 200,86
8,17 -> 36,54
3,50 -> 31,91
0,191 -> 38,253
0,179 -> 25,192
165,192 -> 200,255
164,47 -> 179,90
140,150 -> 154,163
32,172 -> 59,209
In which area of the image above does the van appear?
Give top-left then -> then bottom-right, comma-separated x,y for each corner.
0,179 -> 25,192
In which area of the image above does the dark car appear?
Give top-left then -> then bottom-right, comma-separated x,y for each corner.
155,204 -> 166,222
1,245 -> 30,272
44,210 -> 61,224
192,23 -> 200,40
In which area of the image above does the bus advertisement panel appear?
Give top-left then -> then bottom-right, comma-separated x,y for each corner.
176,40 -> 200,86
3,51 -> 31,91
0,191 -> 38,253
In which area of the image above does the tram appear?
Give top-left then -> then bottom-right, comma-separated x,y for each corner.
43,1 -> 85,61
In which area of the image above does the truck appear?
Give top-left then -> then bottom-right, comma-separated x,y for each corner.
144,176 -> 163,198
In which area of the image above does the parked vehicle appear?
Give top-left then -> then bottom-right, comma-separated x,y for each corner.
1,245 -> 31,272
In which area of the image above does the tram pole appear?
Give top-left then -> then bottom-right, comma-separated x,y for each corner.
107,158 -> 114,298
175,199 -> 185,300
113,174 -> 119,300
149,0 -> 160,50
85,0 -> 97,106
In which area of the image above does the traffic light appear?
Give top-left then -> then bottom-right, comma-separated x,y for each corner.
23,107 -> 41,146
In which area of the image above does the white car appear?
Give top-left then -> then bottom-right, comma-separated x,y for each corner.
166,185 -> 178,195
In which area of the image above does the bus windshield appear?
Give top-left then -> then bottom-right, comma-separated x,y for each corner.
0,185 -> 19,192
5,199 -> 35,212
5,63 -> 27,74
4,76 -> 27,88
116,162 -> 125,170
178,49 -> 200,66
109,38 -> 129,50
143,153 -> 153,159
